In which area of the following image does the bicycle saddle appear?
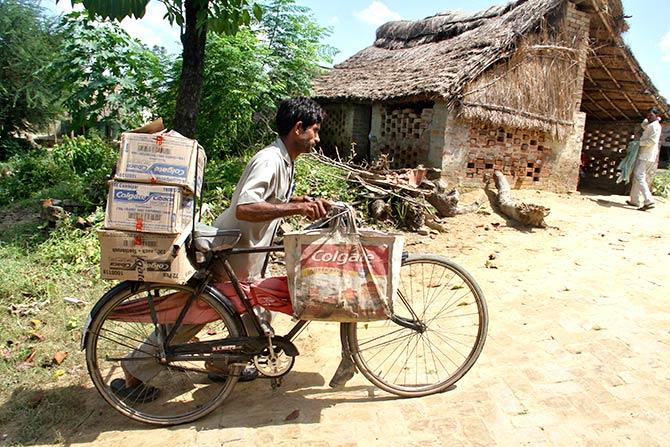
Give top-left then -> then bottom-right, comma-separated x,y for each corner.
192,223 -> 241,253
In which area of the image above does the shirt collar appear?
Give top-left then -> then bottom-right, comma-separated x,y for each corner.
275,137 -> 292,168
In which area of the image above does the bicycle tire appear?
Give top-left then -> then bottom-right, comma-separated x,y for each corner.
345,254 -> 488,397
85,281 -> 243,425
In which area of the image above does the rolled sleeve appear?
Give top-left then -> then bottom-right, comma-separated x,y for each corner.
237,158 -> 277,205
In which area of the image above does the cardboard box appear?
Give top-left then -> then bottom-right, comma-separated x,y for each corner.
115,131 -> 206,195
104,181 -> 193,234
98,229 -> 195,284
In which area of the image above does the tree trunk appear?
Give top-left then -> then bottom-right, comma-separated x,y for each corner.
492,171 -> 550,228
427,188 -> 482,218
173,0 -> 208,138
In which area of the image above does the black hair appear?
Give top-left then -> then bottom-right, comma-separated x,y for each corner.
649,108 -> 659,115
275,97 -> 325,137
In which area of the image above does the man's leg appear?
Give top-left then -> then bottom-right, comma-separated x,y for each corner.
122,324 -> 205,384
629,160 -> 645,206
637,160 -> 656,206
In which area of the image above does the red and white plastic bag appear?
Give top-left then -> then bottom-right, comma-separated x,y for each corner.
283,206 -> 403,322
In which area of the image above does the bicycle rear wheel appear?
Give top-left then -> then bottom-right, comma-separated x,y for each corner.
345,254 -> 488,397
85,282 -> 243,425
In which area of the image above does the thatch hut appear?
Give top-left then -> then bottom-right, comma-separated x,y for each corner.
313,0 -> 669,192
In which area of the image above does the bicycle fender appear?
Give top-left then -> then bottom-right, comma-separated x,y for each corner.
79,281 -> 246,351
202,284 -> 246,334
80,281 -> 138,351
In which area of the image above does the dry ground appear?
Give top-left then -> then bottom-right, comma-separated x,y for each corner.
4,189 -> 669,446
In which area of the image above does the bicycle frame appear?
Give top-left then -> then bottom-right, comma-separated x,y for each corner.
159,243 -> 310,362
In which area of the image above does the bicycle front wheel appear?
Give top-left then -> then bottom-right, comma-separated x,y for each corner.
345,254 -> 488,397
85,282 -> 243,425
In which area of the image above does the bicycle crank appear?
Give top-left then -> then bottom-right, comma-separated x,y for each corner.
253,336 -> 296,378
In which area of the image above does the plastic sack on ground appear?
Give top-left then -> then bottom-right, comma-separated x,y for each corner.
284,205 -> 403,322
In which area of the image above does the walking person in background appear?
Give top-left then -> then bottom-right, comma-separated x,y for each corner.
627,108 -> 662,211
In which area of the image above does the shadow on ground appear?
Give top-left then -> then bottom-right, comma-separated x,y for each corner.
0,369 -> 428,446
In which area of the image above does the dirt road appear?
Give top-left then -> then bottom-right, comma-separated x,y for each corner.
18,190 -> 670,446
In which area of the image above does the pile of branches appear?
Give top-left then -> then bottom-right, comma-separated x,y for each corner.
306,151 -> 482,232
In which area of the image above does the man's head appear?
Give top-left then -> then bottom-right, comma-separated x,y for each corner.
276,97 -> 325,159
646,108 -> 659,122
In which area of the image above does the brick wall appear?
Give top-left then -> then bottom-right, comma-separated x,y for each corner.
370,102 -> 435,169
319,103 -> 371,160
463,123 -> 553,188
580,120 -> 639,192
319,103 -> 350,158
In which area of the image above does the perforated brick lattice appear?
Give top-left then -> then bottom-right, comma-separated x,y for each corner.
465,125 -> 551,185
379,107 -> 433,168
319,105 -> 349,154
581,126 -> 635,182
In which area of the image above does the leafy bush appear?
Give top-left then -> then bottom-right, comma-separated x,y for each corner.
652,169 -> 670,198
294,154 -> 358,203
201,152 -> 253,220
0,136 -> 116,207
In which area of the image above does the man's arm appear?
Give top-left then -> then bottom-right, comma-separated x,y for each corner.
236,198 -> 330,222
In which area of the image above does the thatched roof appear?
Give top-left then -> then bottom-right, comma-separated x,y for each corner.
313,0 -> 669,122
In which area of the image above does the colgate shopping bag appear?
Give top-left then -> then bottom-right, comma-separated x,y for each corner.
283,207 -> 403,322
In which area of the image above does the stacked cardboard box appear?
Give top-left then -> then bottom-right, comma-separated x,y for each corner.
98,126 -> 206,284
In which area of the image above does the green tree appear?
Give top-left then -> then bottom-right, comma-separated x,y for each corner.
0,0 -> 61,144
261,0 -> 337,100
158,0 -> 337,156
63,0 -> 262,138
50,12 -> 168,135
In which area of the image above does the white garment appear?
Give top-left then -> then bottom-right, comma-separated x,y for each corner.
213,138 -> 294,281
630,159 -> 656,206
638,119 -> 662,162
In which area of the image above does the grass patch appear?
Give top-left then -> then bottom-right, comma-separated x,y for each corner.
0,210 -> 111,444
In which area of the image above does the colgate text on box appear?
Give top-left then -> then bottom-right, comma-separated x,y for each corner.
105,181 -> 193,234
98,229 -> 195,284
115,132 -> 206,195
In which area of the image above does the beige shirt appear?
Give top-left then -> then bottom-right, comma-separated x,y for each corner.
638,119 -> 662,162
212,138 -> 294,281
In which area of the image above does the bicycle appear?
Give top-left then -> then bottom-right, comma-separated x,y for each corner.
82,214 -> 489,426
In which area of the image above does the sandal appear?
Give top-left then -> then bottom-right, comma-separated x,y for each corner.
639,203 -> 655,211
110,378 -> 160,403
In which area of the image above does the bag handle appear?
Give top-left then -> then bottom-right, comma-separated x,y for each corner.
303,203 -> 358,235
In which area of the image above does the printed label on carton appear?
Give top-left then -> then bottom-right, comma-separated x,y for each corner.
105,181 -> 193,234
98,229 -> 195,284
115,132 -> 206,194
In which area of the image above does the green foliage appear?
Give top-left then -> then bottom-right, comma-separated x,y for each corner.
261,0 -> 338,99
156,0 -> 337,157
294,154 -> 358,202
201,150 -> 254,219
651,169 -> 670,198
0,0 -> 61,142
49,12 -> 168,135
196,29 -> 274,156
0,136 -> 116,206
69,0 -> 262,35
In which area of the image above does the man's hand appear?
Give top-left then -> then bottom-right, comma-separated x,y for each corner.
299,197 -> 331,220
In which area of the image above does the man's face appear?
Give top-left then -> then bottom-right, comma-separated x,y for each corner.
296,122 -> 321,154
646,111 -> 657,122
